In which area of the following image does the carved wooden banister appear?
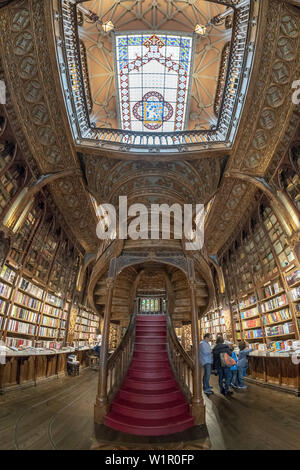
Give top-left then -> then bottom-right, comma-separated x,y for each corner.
166,312 -> 194,403
106,312 -> 136,404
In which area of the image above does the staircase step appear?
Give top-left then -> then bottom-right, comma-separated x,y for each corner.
128,368 -> 173,379
130,360 -> 170,370
133,351 -> 169,360
104,412 -> 194,436
124,377 -> 177,391
135,338 -> 166,345
134,344 -> 166,352
111,399 -> 189,420
118,386 -> 183,404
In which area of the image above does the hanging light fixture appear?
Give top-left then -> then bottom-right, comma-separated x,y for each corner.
101,20 -> 115,33
194,24 -> 207,36
76,5 -> 114,32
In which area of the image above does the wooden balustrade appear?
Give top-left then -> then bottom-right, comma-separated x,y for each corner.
166,312 -> 194,403
106,312 -> 136,404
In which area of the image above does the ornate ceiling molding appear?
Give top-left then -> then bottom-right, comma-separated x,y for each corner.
0,0 -> 98,252
81,154 -> 225,208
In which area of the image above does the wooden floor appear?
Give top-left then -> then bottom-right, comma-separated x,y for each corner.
1,369 -> 300,450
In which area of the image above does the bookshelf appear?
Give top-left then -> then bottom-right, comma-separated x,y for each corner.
73,306 -> 100,348
221,203 -> 300,352
200,307 -> 226,341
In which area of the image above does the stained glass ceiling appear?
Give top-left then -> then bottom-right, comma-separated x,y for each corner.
115,33 -> 193,133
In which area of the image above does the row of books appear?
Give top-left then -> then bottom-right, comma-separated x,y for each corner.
14,292 -> 42,311
6,337 -> 33,348
262,282 -> 282,298
0,265 -> 16,284
261,293 -> 288,313
46,292 -> 63,307
239,295 -> 257,309
265,322 -> 295,337
7,319 -> 36,335
0,315 -> 4,329
19,278 -> 44,299
11,306 -> 40,323
242,319 -> 261,330
290,287 -> 300,302
43,304 -> 61,317
0,282 -> 11,299
263,308 -> 291,325
240,307 -> 259,319
244,328 -> 264,339
41,316 -> 59,328
286,269 -> 300,287
0,298 -> 7,314
38,326 -> 56,338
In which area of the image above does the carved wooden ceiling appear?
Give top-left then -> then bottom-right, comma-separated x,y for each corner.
79,0 -> 230,131
81,153 -> 226,208
0,0 -> 299,264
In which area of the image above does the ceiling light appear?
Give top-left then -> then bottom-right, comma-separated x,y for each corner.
195,24 -> 207,36
102,21 -> 114,33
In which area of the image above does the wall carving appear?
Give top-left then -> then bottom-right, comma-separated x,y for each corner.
0,0 -> 98,252
206,0 -> 300,254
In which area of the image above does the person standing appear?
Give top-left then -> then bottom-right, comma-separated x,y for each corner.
93,329 -> 102,356
200,333 -> 214,395
213,336 -> 234,397
236,341 -> 253,389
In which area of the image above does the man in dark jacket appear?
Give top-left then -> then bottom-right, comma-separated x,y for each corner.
213,336 -> 233,397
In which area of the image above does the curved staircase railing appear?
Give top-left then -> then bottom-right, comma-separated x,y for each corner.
106,312 -> 136,404
166,312 -> 194,403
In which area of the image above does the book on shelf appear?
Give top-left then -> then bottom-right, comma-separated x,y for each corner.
0,298 -> 7,314
265,321 -> 295,337
43,304 -> 61,317
7,319 -> 36,335
6,337 -> 34,348
263,281 -> 282,298
244,328 -> 263,339
14,291 -> 42,310
286,269 -> 300,287
46,292 -> 63,307
38,326 -> 56,338
240,307 -> 259,319
41,316 -> 59,328
0,265 -> 16,284
261,293 -> 288,312
239,295 -> 257,309
242,319 -> 261,330
290,286 -> 300,302
19,278 -> 44,299
263,308 -> 291,325
11,306 -> 40,323
0,281 -> 11,299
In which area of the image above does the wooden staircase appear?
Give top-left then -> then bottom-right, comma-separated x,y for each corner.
104,315 -> 194,436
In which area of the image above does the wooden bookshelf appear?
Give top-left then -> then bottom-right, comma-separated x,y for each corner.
221,202 -> 300,352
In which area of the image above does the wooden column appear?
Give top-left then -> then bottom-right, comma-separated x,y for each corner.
189,279 -> 205,425
94,277 -> 114,424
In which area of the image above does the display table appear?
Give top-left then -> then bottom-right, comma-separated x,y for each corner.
0,347 -> 93,393
247,351 -> 300,396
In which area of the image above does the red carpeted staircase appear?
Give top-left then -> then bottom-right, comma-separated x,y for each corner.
104,314 -> 194,436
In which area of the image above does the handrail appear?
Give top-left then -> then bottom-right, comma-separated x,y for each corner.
166,312 -> 194,402
106,311 -> 136,403
54,0 -> 259,155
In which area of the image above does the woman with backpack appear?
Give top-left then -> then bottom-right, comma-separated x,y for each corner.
212,336 -> 235,397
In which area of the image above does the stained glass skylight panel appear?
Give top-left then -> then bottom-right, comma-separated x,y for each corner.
115,33 -> 193,133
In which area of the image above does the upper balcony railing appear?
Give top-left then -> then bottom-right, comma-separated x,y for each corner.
54,0 -> 259,155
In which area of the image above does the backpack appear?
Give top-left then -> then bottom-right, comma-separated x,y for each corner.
220,352 -> 236,368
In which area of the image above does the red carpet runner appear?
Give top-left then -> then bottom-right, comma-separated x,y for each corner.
105,315 -> 194,436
